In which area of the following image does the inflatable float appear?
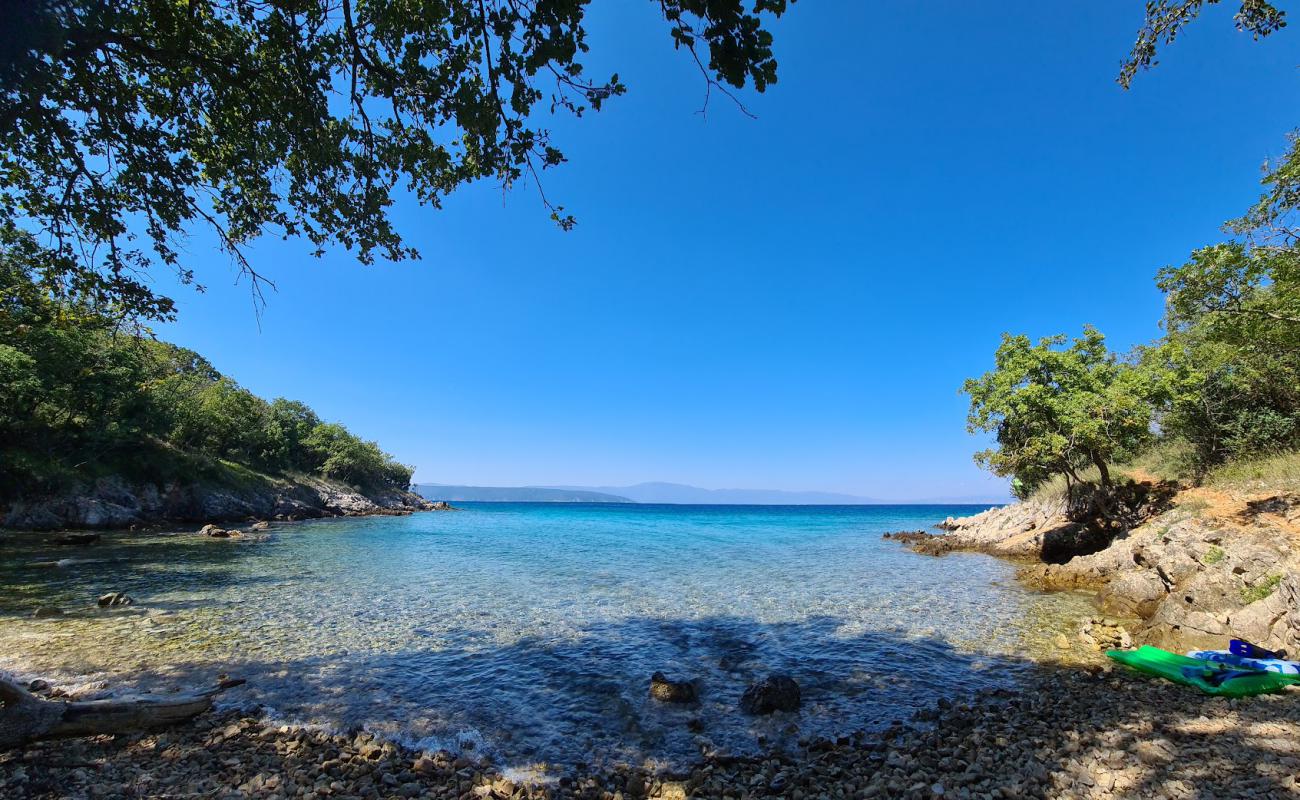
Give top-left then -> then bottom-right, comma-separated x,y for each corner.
1187,649 -> 1300,675
1106,646 -> 1300,697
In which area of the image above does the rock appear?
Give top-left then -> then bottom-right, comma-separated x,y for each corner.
199,524 -> 229,537
250,521 -> 271,531
51,533 -> 101,546
1054,633 -> 1071,650
28,679 -> 49,692
1098,569 -> 1168,618
739,674 -> 800,714
97,592 -> 133,607
32,606 -> 64,618
649,672 -> 697,703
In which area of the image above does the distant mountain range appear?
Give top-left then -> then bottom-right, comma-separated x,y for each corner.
416,481 -> 1008,505
414,484 -> 633,503
546,482 -> 882,505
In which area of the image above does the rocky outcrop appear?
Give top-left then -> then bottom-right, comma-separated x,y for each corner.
908,486 -> 1300,654
2,474 -> 440,532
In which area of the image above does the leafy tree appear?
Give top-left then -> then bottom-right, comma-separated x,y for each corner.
166,377 -> 272,464
1142,240 -> 1300,473
1,0 -> 792,319
1120,1 -> 1286,88
303,423 -> 412,490
263,398 -> 323,471
963,327 -> 1154,496
1,233 -> 412,497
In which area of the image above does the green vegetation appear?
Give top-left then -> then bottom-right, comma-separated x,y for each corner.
1203,546 -> 1225,565
0,0 -> 790,320
0,2 -> 794,508
1242,574 -> 1283,605
0,239 -> 411,501
1207,450 -> 1300,494
966,131 -> 1300,497
1119,1 -> 1286,89
963,327 -> 1153,498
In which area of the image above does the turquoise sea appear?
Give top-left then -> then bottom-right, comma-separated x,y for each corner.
0,503 -> 1092,774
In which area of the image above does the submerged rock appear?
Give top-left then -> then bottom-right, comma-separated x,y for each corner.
649,672 -> 696,703
97,592 -> 133,608
31,606 -> 64,618
739,674 -> 800,714
51,532 -> 100,546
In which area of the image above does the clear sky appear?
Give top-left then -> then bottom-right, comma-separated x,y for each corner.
153,1 -> 1300,501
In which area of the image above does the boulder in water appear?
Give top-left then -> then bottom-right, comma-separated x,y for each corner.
740,674 -> 800,714
649,672 -> 696,703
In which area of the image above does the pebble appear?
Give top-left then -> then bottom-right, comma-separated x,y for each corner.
4,668 -> 1299,799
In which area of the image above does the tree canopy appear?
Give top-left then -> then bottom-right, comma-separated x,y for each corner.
1,0 -> 792,319
967,133 -> 1300,492
963,328 -> 1153,497
0,234 -> 412,498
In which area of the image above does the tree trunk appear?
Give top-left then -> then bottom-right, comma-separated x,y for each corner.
1092,454 -> 1112,488
0,676 -> 243,749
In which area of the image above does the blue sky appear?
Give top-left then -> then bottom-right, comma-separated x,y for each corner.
154,1 -> 1300,501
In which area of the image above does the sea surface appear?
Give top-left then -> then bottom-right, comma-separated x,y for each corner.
0,503 -> 1093,774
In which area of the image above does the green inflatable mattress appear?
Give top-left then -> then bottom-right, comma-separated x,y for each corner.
1106,646 -> 1300,697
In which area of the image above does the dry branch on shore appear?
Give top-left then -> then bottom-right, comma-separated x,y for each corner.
0,676 -> 244,749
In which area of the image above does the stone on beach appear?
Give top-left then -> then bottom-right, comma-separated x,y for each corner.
6,667 -> 1300,800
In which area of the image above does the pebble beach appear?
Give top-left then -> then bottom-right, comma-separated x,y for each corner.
4,663 -> 1297,800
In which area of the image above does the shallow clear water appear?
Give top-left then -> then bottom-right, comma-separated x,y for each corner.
0,503 -> 1092,773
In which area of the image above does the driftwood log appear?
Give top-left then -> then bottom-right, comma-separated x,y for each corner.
0,676 -> 243,749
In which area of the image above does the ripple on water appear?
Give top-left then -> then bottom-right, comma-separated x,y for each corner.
0,504 -> 1094,771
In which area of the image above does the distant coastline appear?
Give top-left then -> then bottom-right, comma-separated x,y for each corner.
415,481 -> 1010,505
414,485 -> 636,503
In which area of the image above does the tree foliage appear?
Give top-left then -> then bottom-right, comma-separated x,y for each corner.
963,327 -> 1153,497
0,237 -> 411,497
1141,230 -> 1300,474
0,0 -> 792,318
1119,0 -> 1286,88
968,129 -> 1300,490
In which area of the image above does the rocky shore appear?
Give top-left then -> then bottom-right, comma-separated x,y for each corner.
2,474 -> 443,531
3,663 -> 1297,800
893,484 -> 1300,654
